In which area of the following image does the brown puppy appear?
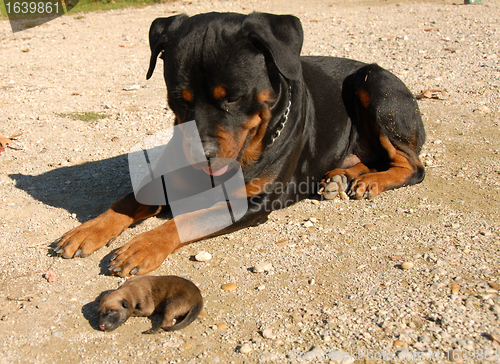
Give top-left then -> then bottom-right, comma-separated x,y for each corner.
98,275 -> 203,334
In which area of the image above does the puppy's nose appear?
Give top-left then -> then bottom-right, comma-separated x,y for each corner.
203,143 -> 218,159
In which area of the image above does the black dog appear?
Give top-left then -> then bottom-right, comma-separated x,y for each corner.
55,12 -> 425,276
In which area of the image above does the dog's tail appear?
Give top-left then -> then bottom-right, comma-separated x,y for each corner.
164,299 -> 203,331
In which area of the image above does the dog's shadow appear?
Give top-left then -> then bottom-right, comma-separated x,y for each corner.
10,155 -> 131,223
10,155 -> 172,273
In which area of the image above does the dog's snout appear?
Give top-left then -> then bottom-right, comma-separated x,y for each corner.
203,142 -> 218,159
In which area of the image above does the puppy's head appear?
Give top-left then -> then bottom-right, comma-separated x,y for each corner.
97,290 -> 132,332
146,12 -> 304,174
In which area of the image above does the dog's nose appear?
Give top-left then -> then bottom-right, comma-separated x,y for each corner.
203,143 -> 218,159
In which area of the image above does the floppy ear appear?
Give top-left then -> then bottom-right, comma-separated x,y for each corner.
242,12 -> 304,81
146,14 -> 188,80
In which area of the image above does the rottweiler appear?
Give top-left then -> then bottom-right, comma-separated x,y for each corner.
55,12 -> 425,276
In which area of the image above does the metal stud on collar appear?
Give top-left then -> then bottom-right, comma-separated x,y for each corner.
270,86 -> 292,146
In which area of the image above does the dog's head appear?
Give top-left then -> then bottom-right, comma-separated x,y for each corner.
146,12 -> 303,175
97,290 -> 132,331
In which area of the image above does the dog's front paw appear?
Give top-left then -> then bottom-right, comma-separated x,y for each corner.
108,231 -> 171,277
348,174 -> 381,200
319,173 -> 349,200
54,214 -> 124,259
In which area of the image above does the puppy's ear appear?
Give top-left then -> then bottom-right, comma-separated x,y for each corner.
147,14 -> 188,80
242,12 -> 304,81
121,299 -> 130,309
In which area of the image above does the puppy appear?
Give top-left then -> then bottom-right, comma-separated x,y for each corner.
98,275 -> 203,333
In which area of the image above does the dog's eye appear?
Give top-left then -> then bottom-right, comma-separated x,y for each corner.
226,96 -> 241,104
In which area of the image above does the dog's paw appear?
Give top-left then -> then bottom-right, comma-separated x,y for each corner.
54,215 -> 122,259
348,175 -> 381,200
108,231 -> 170,277
319,174 -> 349,200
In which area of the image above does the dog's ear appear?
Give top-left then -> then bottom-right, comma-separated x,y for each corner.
242,12 -> 304,81
121,299 -> 130,309
147,14 -> 188,80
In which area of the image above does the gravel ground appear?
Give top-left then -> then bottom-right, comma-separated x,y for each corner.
1,0 -> 500,363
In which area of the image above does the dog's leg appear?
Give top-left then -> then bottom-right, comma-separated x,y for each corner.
323,140 -> 424,200
322,64 -> 425,200
108,203 -> 236,276
349,136 -> 425,199
55,193 -> 161,258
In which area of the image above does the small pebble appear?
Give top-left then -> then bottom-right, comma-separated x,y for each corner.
221,283 -> 237,291
276,239 -> 288,246
51,331 -> 63,338
253,262 -> 273,273
363,223 -> 375,230
419,335 -> 431,344
303,220 -> 314,227
256,285 -> 266,291
195,251 -> 212,262
401,262 -> 414,270
393,340 -> 406,347
217,323 -> 228,330
262,328 -> 274,339
432,267 -> 447,275
123,84 -> 141,91
239,343 -> 252,354
451,283 -> 461,293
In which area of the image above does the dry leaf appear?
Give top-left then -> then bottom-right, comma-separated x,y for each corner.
0,133 -> 22,154
45,269 -> 57,283
0,135 -> 11,147
416,89 -> 449,100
